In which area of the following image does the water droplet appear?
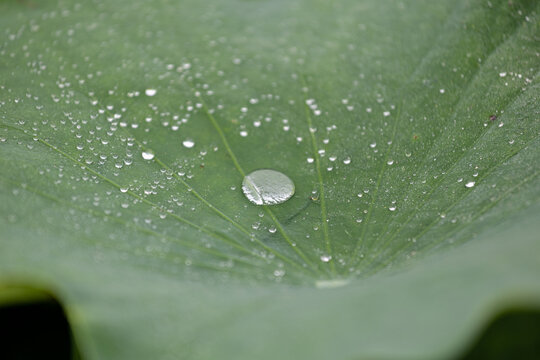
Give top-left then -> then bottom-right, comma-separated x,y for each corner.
182,140 -> 195,148
389,206 -> 396,211
145,89 -> 157,97
343,157 -> 351,165
387,159 -> 394,165
141,150 -> 155,160
240,130 -> 248,137
465,181 -> 475,188
242,169 -> 295,205
273,269 -> 285,277
268,226 -> 277,234
320,255 -> 332,263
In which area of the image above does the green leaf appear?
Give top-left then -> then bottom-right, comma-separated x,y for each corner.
1,0 -> 539,358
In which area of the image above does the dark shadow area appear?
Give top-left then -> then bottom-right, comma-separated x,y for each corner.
0,294 -> 81,360
459,309 -> 540,360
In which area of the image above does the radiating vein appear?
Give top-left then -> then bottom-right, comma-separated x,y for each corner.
28,80 -> 317,278
196,94 -> 320,273
366,26 -> 537,255
1,123 -> 313,274
300,84 -> 336,276
0,175 -> 262,270
361,134 -> 540,272
364,169 -> 539,276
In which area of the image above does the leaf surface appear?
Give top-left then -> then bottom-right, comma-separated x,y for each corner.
1,0 -> 539,358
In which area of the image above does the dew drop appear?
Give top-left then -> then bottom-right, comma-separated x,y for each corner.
465,181 -> 475,188
141,150 -> 155,160
320,255 -> 332,263
182,140 -> 195,148
268,226 -> 277,234
242,169 -> 295,205
145,89 -> 157,97
273,269 -> 285,277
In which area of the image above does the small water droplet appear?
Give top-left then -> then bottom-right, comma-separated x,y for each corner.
320,255 -> 332,263
273,269 -> 285,277
268,226 -> 277,234
465,181 -> 475,188
242,169 -> 295,205
141,150 -> 155,160
389,206 -> 396,211
182,140 -> 195,148
145,89 -> 157,97
343,157 -> 351,165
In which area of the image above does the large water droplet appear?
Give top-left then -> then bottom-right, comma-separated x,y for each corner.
242,169 -> 295,205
